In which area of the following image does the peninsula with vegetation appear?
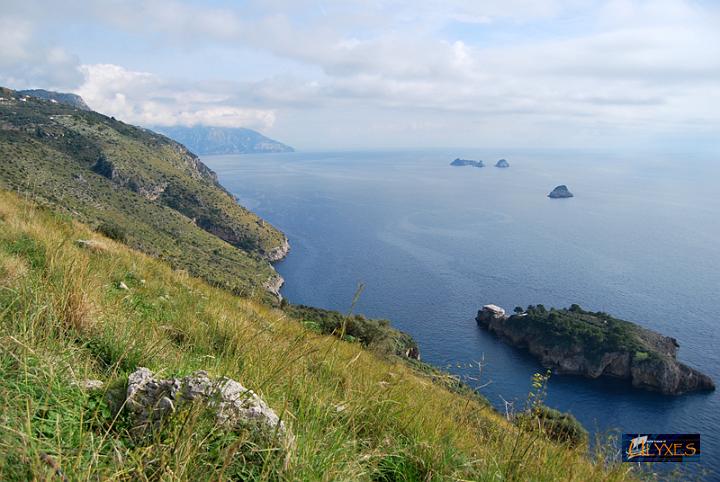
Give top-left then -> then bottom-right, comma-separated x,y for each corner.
477,304 -> 715,395
0,87 -> 636,480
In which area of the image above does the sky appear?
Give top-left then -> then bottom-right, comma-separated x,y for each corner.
1,0 -> 719,150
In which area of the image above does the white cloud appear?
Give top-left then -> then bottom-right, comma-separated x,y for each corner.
0,16 -> 83,89
76,64 -> 276,129
0,18 -> 32,62
2,0 -> 719,148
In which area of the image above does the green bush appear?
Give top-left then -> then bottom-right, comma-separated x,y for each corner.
634,351 -> 649,362
283,304 -> 418,357
516,405 -> 589,446
96,221 -> 127,242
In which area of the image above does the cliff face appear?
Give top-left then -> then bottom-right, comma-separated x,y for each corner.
476,305 -> 715,395
266,236 -> 290,262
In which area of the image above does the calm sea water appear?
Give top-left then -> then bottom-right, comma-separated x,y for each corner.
204,149 -> 720,478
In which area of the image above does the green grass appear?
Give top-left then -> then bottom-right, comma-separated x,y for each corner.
0,89 -> 285,299
0,191 -> 637,480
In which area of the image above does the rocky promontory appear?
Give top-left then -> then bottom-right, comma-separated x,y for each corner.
265,236 -> 290,262
476,304 -> 715,395
548,185 -> 573,198
450,158 -> 484,167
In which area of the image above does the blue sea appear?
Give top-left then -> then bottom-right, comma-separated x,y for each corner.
204,149 -> 720,479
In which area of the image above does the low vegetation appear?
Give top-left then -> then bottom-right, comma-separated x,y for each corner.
282,304 -> 418,358
507,304 -> 647,363
0,87 -> 285,299
514,372 -> 589,446
0,190 -> 635,480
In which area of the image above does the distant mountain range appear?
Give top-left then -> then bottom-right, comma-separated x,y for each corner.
18,89 -> 91,110
154,125 -> 294,155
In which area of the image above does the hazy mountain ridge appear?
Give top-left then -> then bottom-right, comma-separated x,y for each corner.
155,125 -> 294,155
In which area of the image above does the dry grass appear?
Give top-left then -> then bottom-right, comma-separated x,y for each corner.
0,254 -> 28,284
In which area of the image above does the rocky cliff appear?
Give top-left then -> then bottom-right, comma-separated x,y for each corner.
476,304 -> 715,395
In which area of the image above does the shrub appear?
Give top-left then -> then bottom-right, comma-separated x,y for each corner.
283,304 -> 418,357
634,351 -> 649,362
517,405 -> 589,446
96,221 -> 127,242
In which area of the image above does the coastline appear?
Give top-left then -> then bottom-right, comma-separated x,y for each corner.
264,236 -> 290,299
266,236 -> 290,262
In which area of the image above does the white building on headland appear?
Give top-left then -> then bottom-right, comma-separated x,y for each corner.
482,304 -> 505,317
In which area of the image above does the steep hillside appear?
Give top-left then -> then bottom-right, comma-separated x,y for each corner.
155,125 -> 294,155
0,87 -> 287,298
0,190 -> 634,481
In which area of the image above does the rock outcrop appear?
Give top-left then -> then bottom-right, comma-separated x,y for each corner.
264,272 -> 285,299
266,236 -> 290,262
548,185 -> 573,198
476,305 -> 715,395
125,368 -> 292,442
450,158 -> 484,167
495,159 -> 510,168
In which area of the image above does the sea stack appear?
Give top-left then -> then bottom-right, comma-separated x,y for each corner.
495,159 -> 510,168
548,185 -> 573,198
450,158 -> 484,167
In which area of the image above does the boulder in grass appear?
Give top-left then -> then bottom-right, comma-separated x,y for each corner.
125,368 -> 292,444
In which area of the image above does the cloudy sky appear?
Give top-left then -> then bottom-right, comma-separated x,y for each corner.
1,0 -> 719,150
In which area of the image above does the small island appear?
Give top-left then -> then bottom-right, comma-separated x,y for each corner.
495,159 -> 510,168
476,304 -> 715,395
548,185 -> 573,198
450,158 -> 484,168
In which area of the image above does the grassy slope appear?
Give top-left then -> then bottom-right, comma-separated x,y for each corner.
0,190 -> 634,480
0,88 -> 285,298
